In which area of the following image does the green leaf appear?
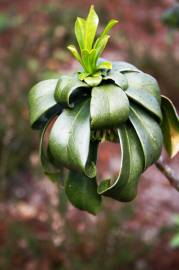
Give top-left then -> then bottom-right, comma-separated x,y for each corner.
97,61 -> 112,70
170,234 -> 179,248
129,104 -> 163,168
93,35 -> 110,66
125,72 -> 161,103
78,72 -> 90,80
112,61 -> 141,73
84,5 -> 99,50
90,84 -> 129,128
28,79 -> 60,129
75,17 -> 86,50
97,123 -> 144,202
39,119 -> 63,183
65,169 -> 101,215
100,19 -> 118,38
67,44 -> 82,64
49,99 -> 96,178
81,49 -> 96,73
54,75 -> 89,107
126,87 -> 162,122
161,96 -> 179,157
84,75 -> 102,87
103,69 -> 128,90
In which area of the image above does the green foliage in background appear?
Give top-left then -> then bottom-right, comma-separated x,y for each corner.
28,6 -> 179,214
161,4 -> 179,29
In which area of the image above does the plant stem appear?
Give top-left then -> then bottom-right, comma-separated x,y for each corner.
155,157 -> 179,191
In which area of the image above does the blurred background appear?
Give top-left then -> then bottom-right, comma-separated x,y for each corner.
0,0 -> 179,269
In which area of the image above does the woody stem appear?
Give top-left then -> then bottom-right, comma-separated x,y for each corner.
155,156 -> 179,191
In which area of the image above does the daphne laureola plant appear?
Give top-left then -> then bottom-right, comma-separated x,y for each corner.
28,6 -> 179,214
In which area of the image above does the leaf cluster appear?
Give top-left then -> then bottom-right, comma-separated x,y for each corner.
67,5 -> 118,85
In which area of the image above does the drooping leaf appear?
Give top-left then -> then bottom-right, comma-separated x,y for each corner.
126,87 -> 162,122
161,96 -> 179,157
112,61 -> 141,73
97,123 -> 144,202
103,69 -> 128,90
67,44 -> 82,65
129,104 -> 163,168
49,99 -> 96,178
75,17 -> 86,50
84,5 -> 99,50
54,75 -> 89,107
28,79 -> 62,129
125,72 -> 161,103
90,84 -> 129,128
39,118 -> 63,183
65,170 -> 101,215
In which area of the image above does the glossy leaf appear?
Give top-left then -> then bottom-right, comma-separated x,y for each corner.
90,84 -> 129,128
112,61 -> 141,73
28,79 -> 63,129
54,75 -> 89,107
65,170 -> 101,215
103,69 -> 128,90
125,72 -> 161,103
129,104 -> 163,168
126,87 -> 162,122
39,119 -> 63,182
98,124 -> 144,202
161,96 -> 179,157
49,99 -> 96,178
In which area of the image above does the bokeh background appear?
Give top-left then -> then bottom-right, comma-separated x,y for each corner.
0,0 -> 179,269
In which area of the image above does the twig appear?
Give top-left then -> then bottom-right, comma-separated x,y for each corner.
155,157 -> 179,191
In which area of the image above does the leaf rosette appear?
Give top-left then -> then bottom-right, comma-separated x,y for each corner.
28,6 -> 179,214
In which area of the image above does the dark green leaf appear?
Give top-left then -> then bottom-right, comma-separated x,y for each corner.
161,96 -> 179,157
39,118 -> 63,183
112,61 -> 141,73
49,99 -> 96,178
126,87 -> 162,122
65,169 -> 101,215
129,104 -> 163,168
90,84 -> 129,128
103,69 -> 128,90
28,79 -> 62,129
54,75 -> 89,107
125,72 -> 161,103
98,123 -> 144,202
